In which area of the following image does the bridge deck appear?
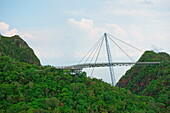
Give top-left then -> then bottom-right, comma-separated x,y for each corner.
56,62 -> 160,70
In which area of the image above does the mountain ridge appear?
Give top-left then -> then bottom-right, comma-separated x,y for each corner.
116,50 -> 170,110
0,35 -> 40,65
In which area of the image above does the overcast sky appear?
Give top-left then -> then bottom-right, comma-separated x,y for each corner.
0,0 -> 170,84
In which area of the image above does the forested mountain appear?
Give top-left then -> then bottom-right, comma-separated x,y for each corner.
0,35 -> 168,112
0,56 -> 165,112
0,35 -> 40,65
117,51 -> 170,111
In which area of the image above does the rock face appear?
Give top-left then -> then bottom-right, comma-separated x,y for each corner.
116,51 -> 170,108
0,35 -> 41,65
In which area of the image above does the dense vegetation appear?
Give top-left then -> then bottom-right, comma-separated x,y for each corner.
0,35 -> 40,65
117,51 -> 170,111
0,56 -> 165,113
0,35 -> 169,112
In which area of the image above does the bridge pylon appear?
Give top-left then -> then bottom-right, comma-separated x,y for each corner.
104,33 -> 116,86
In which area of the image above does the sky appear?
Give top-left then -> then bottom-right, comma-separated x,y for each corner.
0,0 -> 170,84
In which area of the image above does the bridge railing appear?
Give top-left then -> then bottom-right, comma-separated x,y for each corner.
56,62 -> 160,70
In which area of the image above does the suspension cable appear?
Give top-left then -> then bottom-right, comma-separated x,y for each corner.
107,33 -> 143,52
89,36 -> 104,63
78,36 -> 103,64
83,36 -> 104,64
89,42 -> 102,64
90,37 -> 104,77
108,36 -> 134,62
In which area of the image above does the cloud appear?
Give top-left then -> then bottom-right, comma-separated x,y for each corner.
22,33 -> 35,39
0,22 -> 9,32
5,28 -> 18,36
68,18 -> 128,39
106,24 -> 128,38
68,18 -> 93,31
111,9 -> 170,18
0,22 -> 18,36
68,18 -> 105,38
0,22 -> 36,39
99,0 -> 170,24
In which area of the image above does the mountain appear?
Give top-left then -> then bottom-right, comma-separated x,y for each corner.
0,35 -> 40,65
0,35 -> 165,112
0,56 -> 164,113
116,51 -> 170,110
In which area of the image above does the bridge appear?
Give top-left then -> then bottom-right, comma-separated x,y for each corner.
57,62 -> 160,70
56,33 -> 160,86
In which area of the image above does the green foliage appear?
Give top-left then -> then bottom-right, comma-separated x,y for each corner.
0,56 -> 164,113
117,51 -> 170,111
0,35 -> 40,65
0,36 -> 168,112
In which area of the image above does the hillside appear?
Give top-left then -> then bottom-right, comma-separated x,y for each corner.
116,51 -> 170,110
0,35 -> 168,112
0,56 -> 164,113
0,35 -> 40,65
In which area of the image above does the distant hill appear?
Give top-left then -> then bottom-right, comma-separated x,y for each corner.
0,35 -> 40,65
116,51 -> 170,110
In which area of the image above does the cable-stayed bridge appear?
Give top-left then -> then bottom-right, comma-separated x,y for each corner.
57,62 -> 160,70
56,33 -> 160,86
